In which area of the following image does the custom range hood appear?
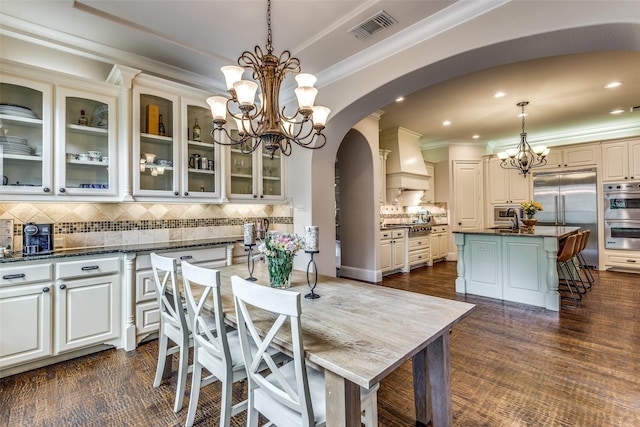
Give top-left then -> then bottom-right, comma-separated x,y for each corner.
380,127 -> 430,197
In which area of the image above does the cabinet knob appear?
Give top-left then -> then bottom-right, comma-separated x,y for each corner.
174,192 -> 179,196
260,195 -> 264,199
60,284 -> 67,290
184,192 -> 189,196
59,188 -> 66,193
253,195 -> 258,199
43,287 -> 50,293
43,187 -> 50,193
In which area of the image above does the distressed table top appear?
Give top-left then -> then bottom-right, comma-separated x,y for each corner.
189,262 -> 475,390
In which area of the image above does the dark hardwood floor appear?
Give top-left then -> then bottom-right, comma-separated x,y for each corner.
2,262 -> 639,426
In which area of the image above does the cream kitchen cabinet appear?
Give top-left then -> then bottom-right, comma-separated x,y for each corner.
0,73 -> 53,197
431,225 -> 448,262
226,143 -> 285,201
538,143 -> 599,170
181,96 -> 221,199
601,138 -> 640,182
54,257 -> 121,353
0,262 -> 53,370
487,157 -> 530,204
408,234 -> 430,269
380,229 -> 405,275
378,149 -> 391,204
134,246 -> 230,342
55,86 -> 118,197
424,162 -> 435,204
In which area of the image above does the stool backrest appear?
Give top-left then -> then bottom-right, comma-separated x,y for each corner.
557,234 -> 578,262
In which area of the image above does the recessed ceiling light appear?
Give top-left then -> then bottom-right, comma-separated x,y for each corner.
605,81 -> 623,89
494,92 -> 506,98
395,96 -> 405,102
472,134 -> 480,139
442,120 -> 451,126
610,109 -> 625,114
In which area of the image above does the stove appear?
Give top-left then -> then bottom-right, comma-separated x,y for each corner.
408,225 -> 432,237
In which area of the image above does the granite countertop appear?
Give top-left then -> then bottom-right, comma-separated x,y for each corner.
453,226 -> 580,239
0,236 -> 243,264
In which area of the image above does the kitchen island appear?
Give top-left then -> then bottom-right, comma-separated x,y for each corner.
453,226 -> 579,311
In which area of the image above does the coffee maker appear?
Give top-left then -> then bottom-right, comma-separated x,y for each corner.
23,223 -> 54,255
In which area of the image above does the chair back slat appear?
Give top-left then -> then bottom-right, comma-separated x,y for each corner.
151,253 -> 187,332
181,261 -> 230,364
232,275 -> 314,421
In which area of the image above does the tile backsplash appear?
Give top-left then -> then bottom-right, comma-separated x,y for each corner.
0,202 -> 293,251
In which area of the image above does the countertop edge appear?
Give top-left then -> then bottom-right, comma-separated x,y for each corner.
0,237 -> 243,263
453,226 -> 580,238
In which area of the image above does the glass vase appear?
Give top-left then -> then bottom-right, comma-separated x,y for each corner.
267,253 -> 294,289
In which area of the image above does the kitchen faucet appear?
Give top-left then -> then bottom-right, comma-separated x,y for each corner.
506,208 -> 520,230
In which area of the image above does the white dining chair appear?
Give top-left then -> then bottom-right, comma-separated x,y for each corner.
150,252 -> 192,413
231,275 -> 379,427
181,261 -> 285,427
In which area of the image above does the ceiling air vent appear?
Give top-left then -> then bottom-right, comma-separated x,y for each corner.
631,105 -> 640,112
348,10 -> 397,40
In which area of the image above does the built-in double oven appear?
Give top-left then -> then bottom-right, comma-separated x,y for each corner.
604,182 -> 640,250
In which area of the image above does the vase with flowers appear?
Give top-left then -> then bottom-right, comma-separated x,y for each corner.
258,232 -> 305,288
521,200 -> 543,227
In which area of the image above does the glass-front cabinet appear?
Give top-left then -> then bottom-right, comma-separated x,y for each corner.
181,97 -> 220,198
133,85 -> 179,197
55,87 -> 117,196
0,76 -> 53,196
227,137 -> 284,200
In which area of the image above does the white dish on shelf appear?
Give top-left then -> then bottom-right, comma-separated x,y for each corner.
0,135 -> 28,145
0,104 -> 38,119
91,105 -> 108,128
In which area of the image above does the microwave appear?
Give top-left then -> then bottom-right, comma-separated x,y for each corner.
493,205 -> 523,225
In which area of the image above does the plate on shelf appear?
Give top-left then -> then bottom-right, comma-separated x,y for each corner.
0,104 -> 38,119
91,105 -> 108,128
0,135 -> 28,145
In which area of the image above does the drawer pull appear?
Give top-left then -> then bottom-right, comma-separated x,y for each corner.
3,273 -> 26,280
180,255 -> 193,260
627,259 -> 637,263
43,287 -> 50,293
60,284 -> 67,290
81,265 -> 100,271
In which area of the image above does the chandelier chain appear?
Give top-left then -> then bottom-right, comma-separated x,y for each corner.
266,0 -> 273,53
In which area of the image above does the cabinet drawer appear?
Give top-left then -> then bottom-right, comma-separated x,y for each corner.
409,250 -> 430,265
433,226 -> 448,233
392,230 -> 405,239
135,270 -> 157,303
380,231 -> 392,240
605,252 -> 640,270
409,238 -> 429,250
56,257 -> 120,279
136,246 -> 227,271
1,263 -> 53,286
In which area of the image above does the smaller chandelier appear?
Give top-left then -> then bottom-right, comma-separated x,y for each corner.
498,101 -> 549,177
206,0 -> 330,158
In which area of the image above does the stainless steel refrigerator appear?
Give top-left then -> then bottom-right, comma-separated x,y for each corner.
532,168 -> 598,268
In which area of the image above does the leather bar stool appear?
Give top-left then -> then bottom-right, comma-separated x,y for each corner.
557,234 -> 581,309
576,229 -> 595,288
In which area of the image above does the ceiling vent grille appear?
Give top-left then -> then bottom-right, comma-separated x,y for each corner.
348,10 -> 397,40
631,105 -> 640,112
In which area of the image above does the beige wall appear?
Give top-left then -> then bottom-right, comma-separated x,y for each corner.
0,202 -> 292,252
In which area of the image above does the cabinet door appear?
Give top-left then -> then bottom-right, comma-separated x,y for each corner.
454,161 -> 483,231
133,86 -> 180,197
0,76 -> 53,196
380,240 -> 392,272
488,158 -> 509,204
55,87 -> 118,196
563,145 -> 598,168
228,146 -> 256,199
181,97 -> 220,198
392,240 -> 405,270
601,142 -> 628,181
54,274 -> 120,353
259,145 -> 284,200
508,168 -> 530,203
629,140 -> 640,181
538,150 -> 563,170
0,283 -> 52,368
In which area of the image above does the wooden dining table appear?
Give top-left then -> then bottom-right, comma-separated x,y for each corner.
197,261 -> 475,426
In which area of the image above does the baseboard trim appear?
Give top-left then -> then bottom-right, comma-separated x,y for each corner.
339,265 -> 378,283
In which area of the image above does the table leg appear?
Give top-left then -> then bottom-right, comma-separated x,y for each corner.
325,370 -> 361,426
427,332 -> 452,427
412,349 -> 432,426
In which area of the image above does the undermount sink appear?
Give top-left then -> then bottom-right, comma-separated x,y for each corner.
488,226 -> 516,230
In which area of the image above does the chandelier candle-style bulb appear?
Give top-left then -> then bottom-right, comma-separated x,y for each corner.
233,80 -> 258,107
221,65 -> 244,91
295,86 -> 318,111
207,96 -> 228,123
312,106 -> 330,128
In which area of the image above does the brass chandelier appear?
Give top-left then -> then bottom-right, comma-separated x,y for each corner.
497,101 -> 549,177
206,0 -> 330,158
